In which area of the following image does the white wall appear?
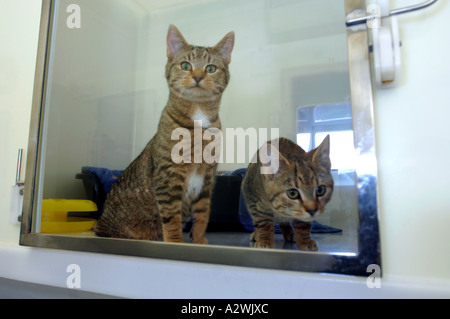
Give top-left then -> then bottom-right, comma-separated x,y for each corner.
0,0 -> 450,297
0,0 -> 42,243
375,0 -> 450,281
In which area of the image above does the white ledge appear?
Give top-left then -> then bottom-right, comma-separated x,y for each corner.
0,243 -> 449,298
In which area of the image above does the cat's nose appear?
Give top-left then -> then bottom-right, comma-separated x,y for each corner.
193,75 -> 203,83
306,209 -> 317,216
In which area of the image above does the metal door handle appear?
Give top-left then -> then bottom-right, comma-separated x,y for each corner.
346,0 -> 438,27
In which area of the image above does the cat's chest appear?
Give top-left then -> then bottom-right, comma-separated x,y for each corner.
186,171 -> 204,199
190,107 -> 212,128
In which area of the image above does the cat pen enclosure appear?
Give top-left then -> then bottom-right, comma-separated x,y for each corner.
20,0 -> 380,276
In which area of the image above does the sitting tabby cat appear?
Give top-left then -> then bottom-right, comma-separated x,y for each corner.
241,137 -> 333,250
94,25 -> 235,243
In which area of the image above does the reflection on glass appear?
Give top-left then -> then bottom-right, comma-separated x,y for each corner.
296,103 -> 358,253
37,0 -> 357,253
297,104 -> 356,171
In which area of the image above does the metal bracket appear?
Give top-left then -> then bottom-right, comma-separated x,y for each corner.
16,149 -> 25,187
11,149 -> 25,224
346,0 -> 438,27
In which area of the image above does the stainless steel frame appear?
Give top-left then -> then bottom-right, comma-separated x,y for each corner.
20,0 -> 380,276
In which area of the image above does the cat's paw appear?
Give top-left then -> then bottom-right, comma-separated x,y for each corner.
253,240 -> 275,249
166,238 -> 186,243
192,237 -> 208,245
249,232 -> 274,248
296,239 -> 318,251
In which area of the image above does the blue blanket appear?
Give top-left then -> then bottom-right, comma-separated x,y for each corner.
81,166 -> 341,233
81,166 -> 123,195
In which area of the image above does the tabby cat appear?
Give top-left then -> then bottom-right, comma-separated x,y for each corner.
94,25 -> 235,243
241,136 -> 333,250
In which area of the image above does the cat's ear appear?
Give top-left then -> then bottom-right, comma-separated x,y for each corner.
259,139 -> 290,177
213,31 -> 235,65
312,135 -> 331,170
167,24 -> 188,59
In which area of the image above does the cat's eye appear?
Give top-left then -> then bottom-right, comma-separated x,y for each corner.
206,65 -> 217,73
181,62 -> 192,71
287,189 -> 300,200
316,185 -> 327,197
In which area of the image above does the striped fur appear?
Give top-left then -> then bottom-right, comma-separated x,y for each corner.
94,25 -> 234,243
242,137 -> 334,250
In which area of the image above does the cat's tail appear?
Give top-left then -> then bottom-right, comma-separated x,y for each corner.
94,211 -> 163,241
93,216 -> 121,238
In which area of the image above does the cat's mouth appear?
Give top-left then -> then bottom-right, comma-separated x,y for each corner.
291,210 -> 322,222
176,83 -> 216,101
300,215 -> 315,222
191,83 -> 204,90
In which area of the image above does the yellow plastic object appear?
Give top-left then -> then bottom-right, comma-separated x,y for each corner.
41,217 -> 97,234
42,199 -> 97,214
41,199 -> 97,234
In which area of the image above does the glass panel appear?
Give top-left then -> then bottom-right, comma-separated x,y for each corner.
297,104 -> 358,254
35,0 -> 358,255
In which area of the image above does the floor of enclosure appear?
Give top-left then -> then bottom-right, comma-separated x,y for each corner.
49,219 -> 358,254
200,231 -> 357,253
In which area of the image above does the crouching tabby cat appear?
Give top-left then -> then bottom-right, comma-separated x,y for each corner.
241,137 -> 333,250
94,25 -> 235,243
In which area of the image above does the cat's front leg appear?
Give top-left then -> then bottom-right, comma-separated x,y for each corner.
160,212 -> 184,243
189,195 -> 210,245
189,168 -> 218,244
154,185 -> 185,243
293,220 -> 318,251
250,215 -> 275,249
